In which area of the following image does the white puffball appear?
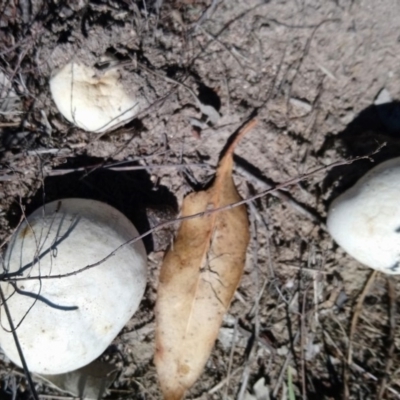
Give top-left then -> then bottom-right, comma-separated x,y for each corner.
50,61 -> 141,133
0,199 -> 147,374
327,157 -> 400,274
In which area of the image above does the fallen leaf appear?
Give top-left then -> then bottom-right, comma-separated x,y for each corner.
155,119 -> 257,400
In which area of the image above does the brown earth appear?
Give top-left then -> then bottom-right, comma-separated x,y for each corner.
1,0 -> 400,399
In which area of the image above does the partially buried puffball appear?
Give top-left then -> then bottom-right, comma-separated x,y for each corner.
327,157 -> 400,274
0,199 -> 147,374
50,60 -> 142,133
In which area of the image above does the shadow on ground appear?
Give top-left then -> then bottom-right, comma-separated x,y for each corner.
7,155 -> 178,253
320,101 -> 400,206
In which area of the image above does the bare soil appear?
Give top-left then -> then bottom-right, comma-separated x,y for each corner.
1,0 -> 400,399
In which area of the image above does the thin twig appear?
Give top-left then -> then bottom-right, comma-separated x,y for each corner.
197,25 -> 245,70
192,0 -> 222,31
222,319 -> 238,400
0,122 -> 20,127
235,162 -> 325,227
344,270 -> 378,399
377,278 -> 396,399
2,145 -> 382,283
248,201 -> 291,307
0,161 -> 210,181
237,205 -> 260,400
324,330 -> 400,398
0,286 -> 39,400
300,283 -> 311,400
208,367 -> 243,395
273,331 -> 300,398
284,19 -> 339,123
47,162 -> 211,176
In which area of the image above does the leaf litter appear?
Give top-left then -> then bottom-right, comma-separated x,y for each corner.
155,119 -> 257,400
2,1 -> 400,398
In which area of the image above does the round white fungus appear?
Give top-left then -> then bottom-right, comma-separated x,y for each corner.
50,60 -> 142,133
327,157 -> 400,274
0,198 -> 147,374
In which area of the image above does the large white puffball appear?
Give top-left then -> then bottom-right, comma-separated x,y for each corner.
327,157 -> 400,274
0,199 -> 147,374
50,61 -> 141,133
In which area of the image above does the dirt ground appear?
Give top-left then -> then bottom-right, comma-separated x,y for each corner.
1,0 -> 400,399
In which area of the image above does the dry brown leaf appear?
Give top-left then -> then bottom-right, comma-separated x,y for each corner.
155,119 -> 257,400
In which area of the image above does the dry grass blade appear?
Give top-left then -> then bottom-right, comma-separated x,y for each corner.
155,119 -> 257,400
377,278 -> 396,399
344,269 -> 378,399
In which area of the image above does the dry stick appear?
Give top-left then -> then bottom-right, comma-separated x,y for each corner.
344,270 -> 378,400
197,25 -> 245,70
377,278 -> 396,399
2,144 -> 382,283
188,2 -> 268,70
284,18 -> 339,122
0,122 -> 20,127
237,206 -> 260,400
0,286 -> 39,400
298,80 -> 324,177
0,158 -> 206,181
236,164 -> 325,228
27,148 -> 72,156
300,282 -> 311,400
135,60 -> 218,122
273,331 -> 301,398
248,203 -> 285,307
248,200 -> 292,309
285,264 -> 329,274
208,367 -> 243,395
192,0 -> 222,31
323,330 -> 400,398
0,37 -> 30,56
222,319 -> 239,400
83,128 -> 172,179
312,253 -> 326,325
47,163 -> 210,177
237,325 -> 276,354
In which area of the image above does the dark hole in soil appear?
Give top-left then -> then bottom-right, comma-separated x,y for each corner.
10,155 -> 178,253
197,82 -> 221,112
57,29 -> 71,44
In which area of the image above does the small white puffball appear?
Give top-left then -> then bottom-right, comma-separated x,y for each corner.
0,199 -> 147,374
50,61 -> 141,133
327,157 -> 400,274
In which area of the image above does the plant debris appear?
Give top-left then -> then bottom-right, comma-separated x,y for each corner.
155,119 -> 256,399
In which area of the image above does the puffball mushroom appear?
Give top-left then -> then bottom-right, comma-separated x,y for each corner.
327,157 -> 400,274
50,60 -> 141,133
0,198 -> 147,374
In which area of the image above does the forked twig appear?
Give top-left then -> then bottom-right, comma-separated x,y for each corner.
0,286 -> 38,400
